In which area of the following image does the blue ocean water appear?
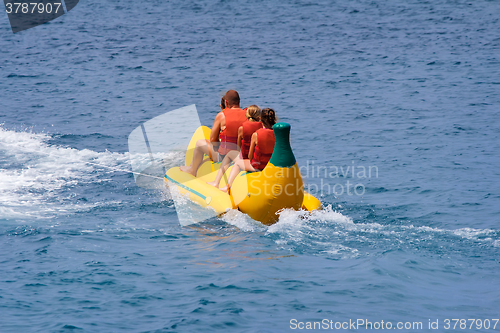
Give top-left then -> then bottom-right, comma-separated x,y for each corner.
1,0 -> 500,332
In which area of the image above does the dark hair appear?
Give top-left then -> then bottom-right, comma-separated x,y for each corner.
220,97 -> 226,110
224,90 -> 240,107
261,108 -> 277,129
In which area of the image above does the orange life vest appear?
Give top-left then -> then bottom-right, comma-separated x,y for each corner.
241,120 -> 263,159
251,128 -> 275,170
218,108 -> 247,155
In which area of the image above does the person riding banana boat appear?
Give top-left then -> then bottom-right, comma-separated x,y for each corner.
169,90 -> 322,225
179,90 -> 246,176
207,106 -> 276,193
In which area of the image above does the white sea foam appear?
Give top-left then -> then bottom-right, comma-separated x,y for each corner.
324,243 -> 359,256
263,206 -> 360,258
0,126 -> 133,219
221,209 -> 265,232
451,227 -> 495,239
261,205 -> 500,256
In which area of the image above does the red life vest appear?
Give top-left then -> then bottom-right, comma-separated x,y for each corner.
251,128 -> 275,170
240,120 -> 263,159
218,108 -> 247,155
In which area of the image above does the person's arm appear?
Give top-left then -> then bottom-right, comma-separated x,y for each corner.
237,126 -> 243,148
248,132 -> 258,160
210,112 -> 224,144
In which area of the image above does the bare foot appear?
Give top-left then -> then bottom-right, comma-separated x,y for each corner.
179,165 -> 196,177
207,181 -> 219,188
220,186 -> 229,193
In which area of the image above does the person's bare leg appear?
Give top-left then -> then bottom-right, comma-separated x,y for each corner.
180,139 -> 214,177
207,150 -> 239,188
220,158 -> 257,193
219,162 -> 240,193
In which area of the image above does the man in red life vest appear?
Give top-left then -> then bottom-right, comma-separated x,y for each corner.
180,90 -> 247,177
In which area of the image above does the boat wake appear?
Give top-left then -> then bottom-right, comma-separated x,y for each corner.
261,205 -> 500,260
0,126 -> 131,220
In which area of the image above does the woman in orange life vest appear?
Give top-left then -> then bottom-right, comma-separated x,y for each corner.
180,90 -> 247,177
207,105 -> 262,188
208,108 -> 277,193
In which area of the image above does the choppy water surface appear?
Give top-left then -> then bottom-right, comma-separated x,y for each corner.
1,0 -> 499,331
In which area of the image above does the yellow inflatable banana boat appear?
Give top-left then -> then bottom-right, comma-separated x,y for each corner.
164,122 -> 322,225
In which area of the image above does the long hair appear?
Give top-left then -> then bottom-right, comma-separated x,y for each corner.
261,108 -> 278,129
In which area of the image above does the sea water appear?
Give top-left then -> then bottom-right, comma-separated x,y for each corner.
1,0 -> 499,332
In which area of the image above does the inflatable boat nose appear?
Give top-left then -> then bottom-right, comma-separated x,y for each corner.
268,122 -> 296,169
